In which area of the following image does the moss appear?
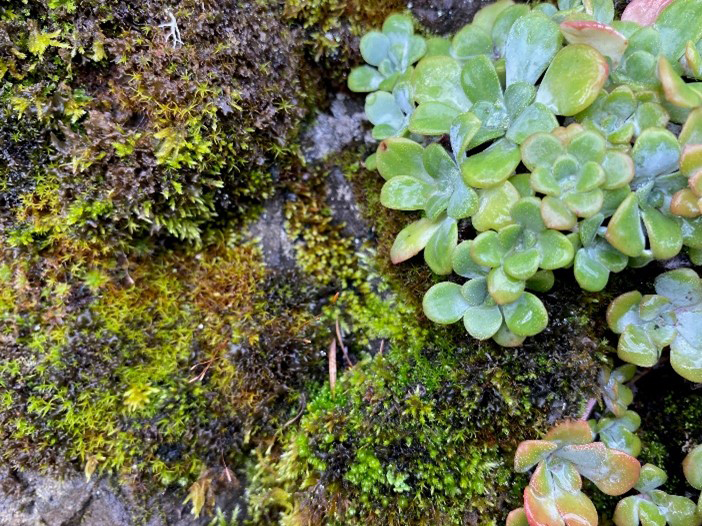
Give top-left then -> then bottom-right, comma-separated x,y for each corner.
0,238 -> 332,502
1,0 -> 320,249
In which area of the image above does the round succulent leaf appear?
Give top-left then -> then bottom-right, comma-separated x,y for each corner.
640,205 -> 683,260
360,31 -> 391,66
670,334 -> 702,383
621,0 -> 675,26
545,420 -> 594,445
504,247 -> 541,280
568,129 -> 607,164
618,324 -> 662,367
654,0 -> 702,62
655,268 -> 702,306
377,138 -> 429,181
506,103 -> 559,144
521,132 -> 565,171
635,463 -> 668,492
447,182 -> 479,220
461,276 -> 489,306
463,303 -> 504,340
632,127 -> 681,183
365,91 -> 405,131
649,491 -> 701,526
681,145 -> 702,177
512,197 -> 547,232
472,0 -> 515,32
492,322 -> 527,346
600,426 -> 642,457
451,24 -> 493,60
515,440 -> 559,473
526,270 -> 555,292
423,282 -> 470,324
505,12 -> 563,86
473,182 -> 520,232
390,217 -> 444,264
506,508 -> 529,526
531,166 -> 560,196
536,45 -> 609,117
602,151 -> 635,190
452,241 -> 490,278
471,229 -> 507,267
575,248 -> 612,291
502,291 -> 548,336
608,290 -> 644,333
560,19 -> 629,66
613,496 -> 643,526
461,138 -> 521,188
586,0 -> 616,24
409,102 -> 461,135
382,13 -> 414,37
683,445 -> 702,490
423,142 -> 458,179
348,65 -> 386,92
461,54 -> 502,104
606,193 -> 646,257
424,36 -> 451,57
493,4 -> 531,57
412,56 -> 472,110
424,217 -> 458,275
380,176 -> 433,211
681,216 -> 702,249
579,447 -> 641,496
542,196 -> 578,230
488,266 -> 526,305
634,101 -> 670,135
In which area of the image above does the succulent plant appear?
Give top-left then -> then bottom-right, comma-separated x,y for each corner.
614,464 -> 702,526
521,124 -> 634,230
594,410 -> 642,457
606,127 -> 685,260
607,268 -> 702,382
376,119 -> 483,274
577,86 -> 669,145
364,81 -> 414,139
514,420 -> 640,526
570,213 -> 629,292
599,364 -> 636,418
469,198 -> 574,304
354,1 -> 702,347
348,14 -> 426,93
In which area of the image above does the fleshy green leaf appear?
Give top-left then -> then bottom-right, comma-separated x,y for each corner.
536,45 -> 609,116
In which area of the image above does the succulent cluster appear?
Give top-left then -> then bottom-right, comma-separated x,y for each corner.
608,268 -> 702,383
351,0 -> 702,345
509,365 -> 702,526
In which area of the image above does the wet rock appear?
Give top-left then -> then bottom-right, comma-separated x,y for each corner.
410,0 -> 493,35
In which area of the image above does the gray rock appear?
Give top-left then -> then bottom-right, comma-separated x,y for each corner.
325,167 -> 371,243
249,192 -> 297,270
302,94 -> 366,163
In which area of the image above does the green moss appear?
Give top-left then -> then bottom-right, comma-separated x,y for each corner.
1,0 -> 320,250
0,239 -> 331,498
